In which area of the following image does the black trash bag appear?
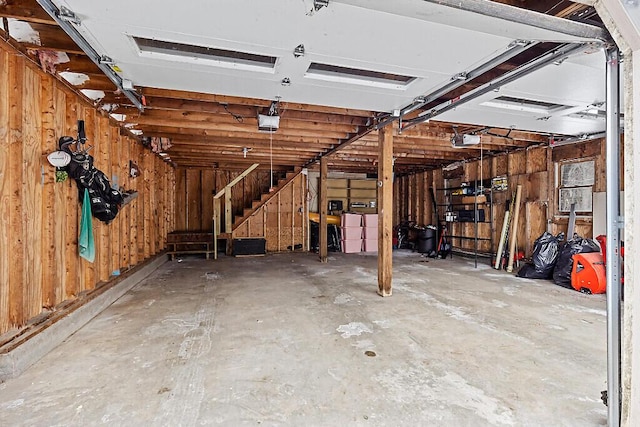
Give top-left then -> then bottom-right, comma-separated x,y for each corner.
517,232 -> 565,279
516,263 -> 542,279
552,234 -> 601,288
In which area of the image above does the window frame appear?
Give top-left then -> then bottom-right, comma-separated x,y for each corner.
556,158 -> 595,215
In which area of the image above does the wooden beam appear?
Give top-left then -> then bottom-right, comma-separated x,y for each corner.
319,157 -> 328,263
378,126 -> 394,297
141,87 -> 375,117
0,1 -> 57,25
214,163 -> 259,198
224,187 -> 232,234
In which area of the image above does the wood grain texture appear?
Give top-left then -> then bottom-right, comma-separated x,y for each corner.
319,157 -> 328,262
0,47 -> 11,332
97,119 -> 111,282
378,127 -> 393,296
40,76 -> 56,308
9,54 -> 25,325
22,66 -> 43,317
0,41 -> 176,334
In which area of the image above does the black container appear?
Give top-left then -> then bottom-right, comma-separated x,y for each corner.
417,227 -> 436,254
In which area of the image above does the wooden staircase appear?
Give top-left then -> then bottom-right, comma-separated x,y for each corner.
232,168 -> 302,231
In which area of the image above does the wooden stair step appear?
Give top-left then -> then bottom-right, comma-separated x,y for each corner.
232,168 -> 302,232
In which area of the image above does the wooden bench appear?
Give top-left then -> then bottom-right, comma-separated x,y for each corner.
167,232 -> 215,260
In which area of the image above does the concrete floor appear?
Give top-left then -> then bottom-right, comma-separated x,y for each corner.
0,251 -> 607,426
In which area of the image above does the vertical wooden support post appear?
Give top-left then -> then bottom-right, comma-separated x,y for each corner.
378,127 -> 393,296
319,157 -> 328,263
213,198 -> 219,260
224,187 -> 232,234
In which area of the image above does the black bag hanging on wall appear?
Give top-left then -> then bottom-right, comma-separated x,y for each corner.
60,136 -> 124,224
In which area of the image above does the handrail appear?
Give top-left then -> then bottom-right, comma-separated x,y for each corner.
212,163 -> 259,259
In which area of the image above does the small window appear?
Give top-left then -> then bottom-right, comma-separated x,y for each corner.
304,62 -> 415,89
132,36 -> 277,73
558,160 -> 594,213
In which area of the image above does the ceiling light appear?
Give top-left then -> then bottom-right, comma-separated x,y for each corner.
281,77 -> 291,86
293,44 -> 305,58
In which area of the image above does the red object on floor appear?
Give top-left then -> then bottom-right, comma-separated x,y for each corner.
596,234 -> 624,285
571,252 -> 607,294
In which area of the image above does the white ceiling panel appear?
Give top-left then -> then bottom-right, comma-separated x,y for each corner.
52,0 -> 609,136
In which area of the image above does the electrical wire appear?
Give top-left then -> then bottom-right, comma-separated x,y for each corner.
223,104 -> 245,122
544,1 -> 565,14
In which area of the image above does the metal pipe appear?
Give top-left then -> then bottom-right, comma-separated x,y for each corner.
404,42 -> 589,130
375,40 -> 538,130
421,0 -> 608,41
605,47 -> 622,427
36,0 -> 144,111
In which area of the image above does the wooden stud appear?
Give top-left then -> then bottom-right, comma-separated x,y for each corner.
291,179 -> 295,250
378,126 -> 393,297
40,75 -> 56,308
120,131 -> 131,270
81,107 -> 96,289
319,157 -> 328,262
277,192 -> 281,251
63,89 -> 79,299
19,65 -> 42,318
225,186 -> 232,233
0,47 -> 11,331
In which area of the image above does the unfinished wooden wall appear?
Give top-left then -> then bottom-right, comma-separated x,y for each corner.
393,170 -> 434,226
0,42 -> 175,335
174,168 -> 272,231
395,140 -> 608,258
233,173 -> 308,252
